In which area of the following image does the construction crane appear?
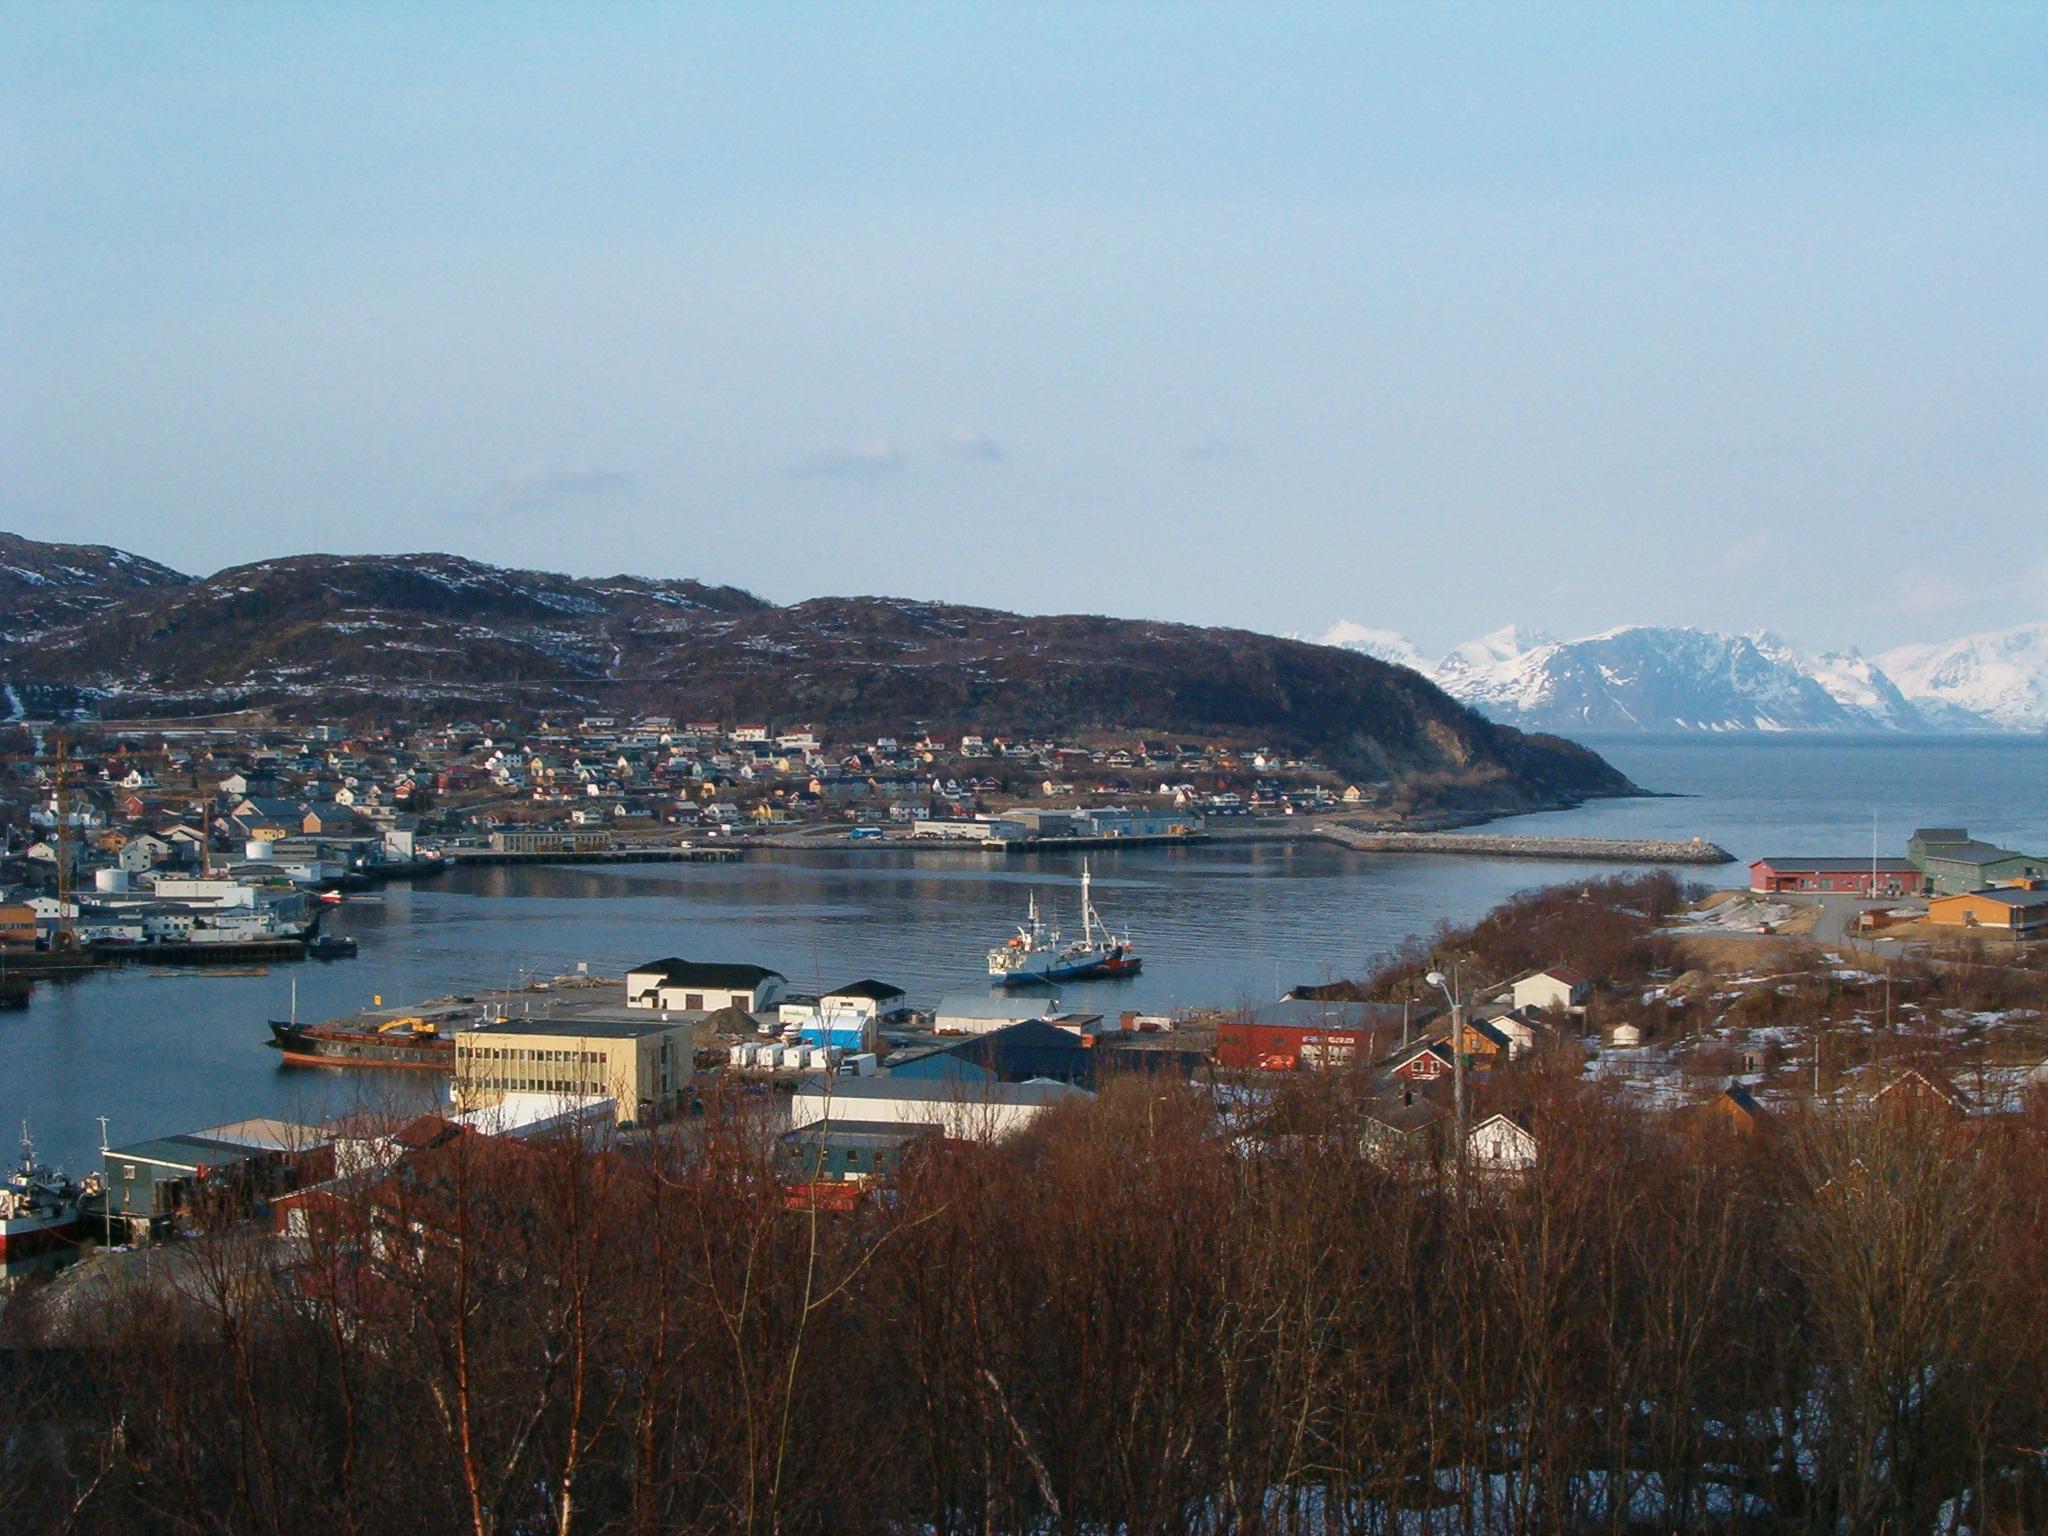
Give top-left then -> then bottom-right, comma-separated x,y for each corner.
51,734 -> 75,950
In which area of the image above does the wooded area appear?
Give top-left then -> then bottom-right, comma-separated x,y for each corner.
6,1061 -> 2048,1535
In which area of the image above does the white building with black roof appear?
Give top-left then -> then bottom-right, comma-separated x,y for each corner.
625,957 -> 786,1013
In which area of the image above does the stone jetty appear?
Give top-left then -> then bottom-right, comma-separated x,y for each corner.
1311,827 -> 1734,864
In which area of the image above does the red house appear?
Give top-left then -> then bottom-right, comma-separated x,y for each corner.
1749,857 -> 1924,897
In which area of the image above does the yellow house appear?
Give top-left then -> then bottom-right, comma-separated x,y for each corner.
1927,886 -> 2048,938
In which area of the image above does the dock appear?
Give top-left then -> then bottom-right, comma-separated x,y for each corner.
91,938 -> 318,965
443,845 -> 745,866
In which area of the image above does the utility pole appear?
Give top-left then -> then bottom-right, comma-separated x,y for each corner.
1427,968 -> 1466,1174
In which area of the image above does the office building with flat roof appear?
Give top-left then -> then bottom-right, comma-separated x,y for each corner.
456,1009 -> 692,1126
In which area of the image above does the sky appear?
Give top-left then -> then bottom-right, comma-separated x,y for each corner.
4,2 -> 2047,658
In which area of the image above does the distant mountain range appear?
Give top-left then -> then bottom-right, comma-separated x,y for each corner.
0,531 -> 1633,817
1311,620 -> 2048,734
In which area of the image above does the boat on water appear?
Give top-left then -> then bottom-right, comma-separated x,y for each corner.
987,863 -> 1143,987
267,1014 -> 455,1069
0,1127 -> 85,1264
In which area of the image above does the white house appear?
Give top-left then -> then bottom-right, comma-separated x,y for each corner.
1510,967 -> 1589,1013
117,835 -> 171,873
1468,1113 -> 1538,1173
625,958 -> 786,1014
820,979 -> 907,1019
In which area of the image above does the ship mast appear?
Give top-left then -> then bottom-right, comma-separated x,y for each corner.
1080,861 -> 1094,949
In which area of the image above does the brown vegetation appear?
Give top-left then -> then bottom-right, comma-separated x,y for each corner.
7,1070 -> 2048,1534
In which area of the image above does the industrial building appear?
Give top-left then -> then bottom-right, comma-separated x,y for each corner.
933,994 -> 1054,1035
1926,886 -> 2048,938
1214,1000 -> 1410,1071
1907,829 -> 2048,896
789,1075 -> 1092,1142
455,1012 -> 692,1125
102,1118 -> 324,1222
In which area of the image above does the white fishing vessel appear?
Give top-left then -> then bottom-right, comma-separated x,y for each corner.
986,863 -> 1143,986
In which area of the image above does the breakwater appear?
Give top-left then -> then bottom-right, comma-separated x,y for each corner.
1308,827 -> 1735,864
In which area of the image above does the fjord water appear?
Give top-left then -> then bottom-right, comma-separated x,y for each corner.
6,736 -> 2046,1174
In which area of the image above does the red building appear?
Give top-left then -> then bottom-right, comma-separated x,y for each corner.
1748,857 -> 1924,897
1214,1002 -> 1406,1072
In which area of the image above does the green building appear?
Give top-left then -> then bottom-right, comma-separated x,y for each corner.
1908,828 -> 2048,896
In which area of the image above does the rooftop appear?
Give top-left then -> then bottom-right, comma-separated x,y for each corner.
1754,856 -> 1921,872
1920,841 -> 2028,866
796,1077 -> 1091,1108
464,1006 -> 688,1039
1938,887 -> 2048,912
780,1119 -> 942,1147
630,958 -> 786,987
104,1133 -> 279,1169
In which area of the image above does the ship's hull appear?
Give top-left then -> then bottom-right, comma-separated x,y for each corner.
268,1020 -> 454,1070
993,951 -> 1144,986
0,1211 -> 83,1262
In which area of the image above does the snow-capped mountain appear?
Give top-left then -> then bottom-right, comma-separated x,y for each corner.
1433,625 -> 1554,690
1877,623 -> 2048,733
1789,647 -> 1927,731
1311,621 -> 1433,673
1308,618 -> 2048,733
1442,626 -> 1869,733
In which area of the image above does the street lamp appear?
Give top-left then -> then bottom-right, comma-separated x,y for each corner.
1426,969 -> 1466,1168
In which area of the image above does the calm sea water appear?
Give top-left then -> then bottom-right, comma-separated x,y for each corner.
6,735 -> 2045,1173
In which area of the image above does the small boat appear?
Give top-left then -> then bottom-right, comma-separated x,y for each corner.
0,1126 -> 85,1264
318,890 -> 344,905
987,863 -> 1143,986
307,934 -> 358,959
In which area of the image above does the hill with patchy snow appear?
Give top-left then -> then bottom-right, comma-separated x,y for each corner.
0,533 -> 1632,815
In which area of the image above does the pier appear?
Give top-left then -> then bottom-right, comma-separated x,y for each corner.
443,845 -> 745,866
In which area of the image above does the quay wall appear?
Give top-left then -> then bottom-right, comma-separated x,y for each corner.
444,846 -> 744,866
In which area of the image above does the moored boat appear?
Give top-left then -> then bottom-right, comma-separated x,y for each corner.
987,863 -> 1143,986
267,1016 -> 455,1069
1,1128 -> 85,1264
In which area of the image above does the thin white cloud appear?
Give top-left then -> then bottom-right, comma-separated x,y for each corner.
2029,553 -> 2048,608
1894,566 -> 1969,616
483,464 -> 629,517
1184,432 -> 1243,461
796,440 -> 905,477
1709,528 -> 1774,574
940,426 -> 1003,461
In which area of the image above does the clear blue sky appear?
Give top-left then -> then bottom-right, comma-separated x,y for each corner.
4,2 -> 2045,655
